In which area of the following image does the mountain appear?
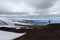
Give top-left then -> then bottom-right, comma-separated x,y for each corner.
24,20 -> 49,24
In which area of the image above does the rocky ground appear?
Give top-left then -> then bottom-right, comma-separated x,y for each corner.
14,23 -> 60,40
0,23 -> 60,40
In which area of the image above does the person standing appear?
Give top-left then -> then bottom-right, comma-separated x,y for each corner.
49,20 -> 51,24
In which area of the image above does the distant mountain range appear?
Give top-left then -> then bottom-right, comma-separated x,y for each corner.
24,20 -> 49,24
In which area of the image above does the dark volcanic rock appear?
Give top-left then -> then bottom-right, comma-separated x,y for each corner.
14,23 -> 60,40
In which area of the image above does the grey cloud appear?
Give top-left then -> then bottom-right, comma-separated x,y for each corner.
0,0 -> 59,20
0,0 -> 57,12
23,0 -> 57,17
24,0 -> 57,9
38,0 -> 57,9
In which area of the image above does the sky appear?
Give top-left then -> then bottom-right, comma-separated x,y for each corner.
0,0 -> 60,21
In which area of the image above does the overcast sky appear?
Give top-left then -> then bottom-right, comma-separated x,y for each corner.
0,0 -> 60,20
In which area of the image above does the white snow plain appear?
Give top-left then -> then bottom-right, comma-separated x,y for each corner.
0,30 -> 25,40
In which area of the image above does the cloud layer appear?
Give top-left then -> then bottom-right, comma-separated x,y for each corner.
0,0 -> 60,20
